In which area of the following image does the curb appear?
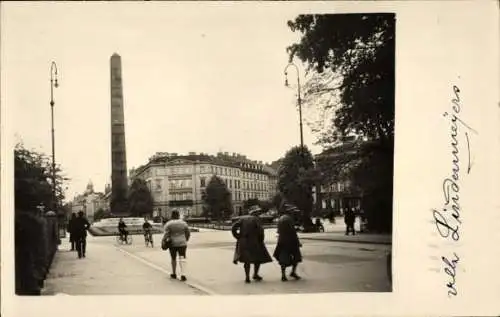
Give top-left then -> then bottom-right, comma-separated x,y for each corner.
299,236 -> 392,245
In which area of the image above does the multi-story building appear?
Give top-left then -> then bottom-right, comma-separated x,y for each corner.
263,165 -> 278,200
314,137 -> 363,215
130,152 -> 277,218
70,181 -> 108,222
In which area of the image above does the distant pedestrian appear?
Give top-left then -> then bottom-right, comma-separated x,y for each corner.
273,205 -> 303,281
231,205 -> 272,283
67,213 -> 77,251
163,210 -> 190,281
344,207 -> 355,236
73,211 -> 90,258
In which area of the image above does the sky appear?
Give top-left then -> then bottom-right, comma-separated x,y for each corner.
2,2 -> 323,201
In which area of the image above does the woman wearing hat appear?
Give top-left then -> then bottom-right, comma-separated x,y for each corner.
273,204 -> 303,281
231,205 -> 272,283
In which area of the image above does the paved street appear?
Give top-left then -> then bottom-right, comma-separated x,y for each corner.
44,226 -> 391,295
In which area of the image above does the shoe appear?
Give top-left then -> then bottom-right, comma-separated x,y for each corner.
252,275 -> 263,281
170,274 -> 177,279
290,272 -> 301,280
245,278 -> 251,283
281,276 -> 288,282
180,275 -> 187,282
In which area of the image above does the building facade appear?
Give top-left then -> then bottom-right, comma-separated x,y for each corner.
70,181 -> 108,223
130,152 -> 277,218
314,137 -> 363,215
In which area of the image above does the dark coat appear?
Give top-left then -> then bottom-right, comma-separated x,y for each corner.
68,217 -> 77,241
273,214 -> 302,267
344,209 -> 355,225
72,217 -> 90,239
231,215 -> 272,264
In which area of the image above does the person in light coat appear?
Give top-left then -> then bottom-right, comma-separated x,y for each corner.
163,210 -> 191,281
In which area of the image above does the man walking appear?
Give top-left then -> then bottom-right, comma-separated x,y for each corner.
344,206 -> 356,235
73,211 -> 90,258
67,212 -> 77,251
231,205 -> 272,283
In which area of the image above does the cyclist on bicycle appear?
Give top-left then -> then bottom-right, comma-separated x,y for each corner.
118,218 -> 128,241
143,218 -> 153,244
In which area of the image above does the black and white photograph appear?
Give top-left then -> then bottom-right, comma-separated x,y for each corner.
8,6 -> 394,296
2,2 -> 499,317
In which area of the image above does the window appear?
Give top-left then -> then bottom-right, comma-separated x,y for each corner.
200,177 -> 206,187
155,179 -> 162,191
229,179 -> 232,188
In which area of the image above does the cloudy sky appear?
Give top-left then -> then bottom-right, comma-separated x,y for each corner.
2,2 -> 323,201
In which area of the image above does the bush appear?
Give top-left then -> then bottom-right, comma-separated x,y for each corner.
15,211 -> 58,295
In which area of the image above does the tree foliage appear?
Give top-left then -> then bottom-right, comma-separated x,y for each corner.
15,143 -> 67,214
277,146 -> 315,227
93,207 -> 111,221
243,198 -> 260,212
127,178 -> 154,217
287,14 -> 395,145
287,14 -> 395,232
203,176 -> 233,221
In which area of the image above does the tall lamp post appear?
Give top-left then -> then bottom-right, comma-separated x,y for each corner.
50,61 -> 59,213
284,62 -> 304,149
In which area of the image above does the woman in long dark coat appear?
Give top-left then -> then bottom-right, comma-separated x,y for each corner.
273,205 -> 303,281
231,205 -> 272,283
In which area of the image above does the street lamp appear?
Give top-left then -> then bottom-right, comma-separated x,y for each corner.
50,61 -> 59,212
284,62 -> 304,149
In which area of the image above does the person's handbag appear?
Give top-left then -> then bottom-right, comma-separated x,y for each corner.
161,235 -> 171,251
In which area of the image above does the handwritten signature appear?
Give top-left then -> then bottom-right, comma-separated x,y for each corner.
432,85 -> 476,297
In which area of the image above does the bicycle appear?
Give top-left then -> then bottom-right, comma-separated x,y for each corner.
144,230 -> 153,247
116,232 -> 133,245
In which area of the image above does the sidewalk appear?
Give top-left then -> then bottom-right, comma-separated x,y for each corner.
298,232 -> 392,245
42,237 -> 204,295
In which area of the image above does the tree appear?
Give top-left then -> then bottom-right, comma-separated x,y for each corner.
203,176 -> 233,221
15,143 -> 67,214
287,14 -> 395,145
127,178 -> 154,217
93,208 -> 111,221
287,14 -> 395,232
277,146 -> 315,227
14,142 -> 68,295
243,198 -> 260,213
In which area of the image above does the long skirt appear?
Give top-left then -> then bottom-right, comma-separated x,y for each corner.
273,242 -> 302,267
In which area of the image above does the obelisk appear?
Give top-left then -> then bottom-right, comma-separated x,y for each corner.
110,53 -> 129,216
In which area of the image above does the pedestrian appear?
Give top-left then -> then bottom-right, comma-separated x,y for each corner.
344,206 -> 355,236
67,212 -> 77,251
162,209 -> 190,281
231,205 -> 272,283
273,205 -> 303,281
73,211 -> 90,258
117,217 -> 129,242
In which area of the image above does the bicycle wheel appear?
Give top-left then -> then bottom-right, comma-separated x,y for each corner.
126,235 -> 133,245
